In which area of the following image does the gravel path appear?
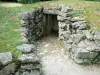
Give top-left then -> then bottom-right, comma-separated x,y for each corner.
0,2 -> 22,7
37,35 -> 100,75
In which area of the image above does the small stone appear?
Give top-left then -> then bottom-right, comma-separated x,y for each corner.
21,69 -> 41,75
71,17 -> 84,22
89,52 -> 99,59
71,33 -> 86,44
19,36 -> 28,43
94,31 -> 100,40
72,21 -> 88,30
0,63 -> 16,75
21,63 -> 41,70
43,7 -> 59,15
57,15 -> 72,21
19,12 -> 29,20
78,40 -> 100,52
16,44 -> 36,53
60,4 -> 72,13
83,30 -> 94,40
0,52 -> 12,65
18,53 -> 39,63
74,48 -> 90,59
21,19 -> 29,26
58,12 -> 72,18
14,27 -> 27,32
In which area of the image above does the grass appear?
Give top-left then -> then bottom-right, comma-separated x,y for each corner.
0,0 -> 100,59
0,7 -> 22,58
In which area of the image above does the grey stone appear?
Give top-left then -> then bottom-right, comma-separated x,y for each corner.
78,23 -> 89,30
20,32 -> 27,37
60,4 -> 72,13
21,19 -> 29,26
35,16 -> 40,23
0,52 -> 12,65
58,22 -> 67,28
21,63 -> 41,70
58,12 -> 72,18
18,53 -> 39,63
19,12 -> 29,20
83,30 -> 94,40
89,52 -> 99,59
71,17 -> 84,22
22,70 -> 40,75
94,31 -> 100,40
15,71 -> 19,75
14,27 -> 27,33
19,36 -> 28,43
71,33 -> 86,44
73,48 -> 90,59
66,38 -> 73,44
60,31 -> 71,40
16,44 -> 36,53
72,57 -> 91,64
57,15 -> 66,21
78,40 -> 100,52
43,7 -> 59,15
63,42 -> 72,51
0,63 -> 16,75
57,15 -> 72,21
72,21 -> 88,29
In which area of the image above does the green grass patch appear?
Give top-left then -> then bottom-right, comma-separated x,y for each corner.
0,7 -> 22,58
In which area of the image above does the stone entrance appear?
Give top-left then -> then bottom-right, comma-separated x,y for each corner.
20,3 -> 100,65
1,3 -> 100,75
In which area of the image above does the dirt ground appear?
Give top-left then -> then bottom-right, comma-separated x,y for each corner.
0,2 -> 22,7
37,35 -> 100,75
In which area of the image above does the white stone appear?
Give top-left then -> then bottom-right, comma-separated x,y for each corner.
0,52 -> 12,65
18,53 -> 39,63
16,44 -> 36,53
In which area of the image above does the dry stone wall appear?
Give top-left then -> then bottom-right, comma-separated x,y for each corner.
0,44 -> 41,75
0,52 -> 16,75
20,7 -> 44,44
19,4 -> 100,64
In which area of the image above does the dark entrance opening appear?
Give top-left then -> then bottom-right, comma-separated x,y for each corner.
43,14 -> 59,37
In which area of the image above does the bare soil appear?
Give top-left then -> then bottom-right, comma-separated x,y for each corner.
0,2 -> 22,7
37,35 -> 100,75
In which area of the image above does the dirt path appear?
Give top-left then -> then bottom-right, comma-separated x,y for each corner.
0,2 -> 22,7
37,35 -> 100,75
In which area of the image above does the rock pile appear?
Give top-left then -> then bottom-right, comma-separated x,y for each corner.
0,52 -> 16,75
16,44 -> 41,75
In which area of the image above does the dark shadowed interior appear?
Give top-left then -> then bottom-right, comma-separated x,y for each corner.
43,14 -> 59,37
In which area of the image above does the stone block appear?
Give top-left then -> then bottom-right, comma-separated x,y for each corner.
18,53 -> 39,63
71,17 -> 84,22
60,4 -> 72,13
0,63 -> 16,75
20,63 -> 41,70
0,52 -> 12,65
16,44 -> 36,53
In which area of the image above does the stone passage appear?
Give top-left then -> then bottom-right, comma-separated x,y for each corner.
1,3 -> 100,75
19,4 -> 100,65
